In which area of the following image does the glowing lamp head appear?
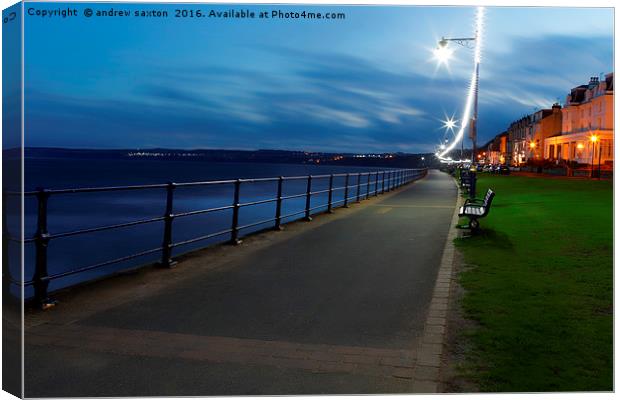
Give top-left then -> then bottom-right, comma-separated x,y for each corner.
433,39 -> 454,65
442,117 -> 457,132
590,135 -> 598,143
577,143 -> 584,150
529,142 -> 536,149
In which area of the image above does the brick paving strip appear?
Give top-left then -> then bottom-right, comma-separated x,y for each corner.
409,178 -> 462,393
27,323 -> 418,380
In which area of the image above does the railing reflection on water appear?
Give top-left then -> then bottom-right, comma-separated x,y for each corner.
3,168 -> 427,308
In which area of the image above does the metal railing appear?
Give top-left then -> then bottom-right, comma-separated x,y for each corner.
3,168 -> 427,307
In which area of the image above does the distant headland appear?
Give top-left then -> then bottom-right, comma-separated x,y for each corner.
7,147 -> 438,168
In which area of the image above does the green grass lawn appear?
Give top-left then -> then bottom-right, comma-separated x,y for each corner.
455,174 -> 612,392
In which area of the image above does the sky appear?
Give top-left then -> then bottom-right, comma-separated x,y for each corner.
21,3 -> 614,153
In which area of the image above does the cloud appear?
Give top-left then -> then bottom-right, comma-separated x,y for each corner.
24,32 -> 612,153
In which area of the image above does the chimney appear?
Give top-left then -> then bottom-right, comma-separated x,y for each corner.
552,102 -> 561,112
589,76 -> 599,88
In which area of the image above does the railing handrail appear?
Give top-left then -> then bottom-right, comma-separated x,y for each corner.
2,167 -> 428,308
7,168 -> 428,197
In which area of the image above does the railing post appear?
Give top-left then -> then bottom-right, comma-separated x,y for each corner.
343,174 -> 350,208
33,188 -> 55,310
356,174 -> 361,202
382,171 -> 386,194
230,179 -> 242,244
366,173 -> 371,200
161,182 -> 178,267
374,172 -> 379,196
304,175 -> 313,221
327,174 -> 334,213
274,176 -> 284,230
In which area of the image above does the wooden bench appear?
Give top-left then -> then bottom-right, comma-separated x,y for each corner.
458,188 -> 495,230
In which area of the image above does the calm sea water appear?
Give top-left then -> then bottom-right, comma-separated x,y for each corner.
9,157 -> 394,296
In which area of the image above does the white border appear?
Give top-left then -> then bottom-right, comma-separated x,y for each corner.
0,2 -> 616,400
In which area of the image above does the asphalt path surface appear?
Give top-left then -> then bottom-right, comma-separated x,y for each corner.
24,170 -> 456,396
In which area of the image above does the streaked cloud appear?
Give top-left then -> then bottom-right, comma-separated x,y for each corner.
22,5 -> 613,152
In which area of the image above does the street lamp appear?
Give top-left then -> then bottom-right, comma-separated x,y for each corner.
434,7 -> 484,169
433,39 -> 454,66
590,135 -> 598,178
529,141 -> 537,158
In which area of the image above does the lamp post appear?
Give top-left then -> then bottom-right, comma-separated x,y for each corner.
433,7 -> 484,198
434,7 -> 484,198
590,135 -> 598,178
435,35 -> 479,162
597,138 -> 602,180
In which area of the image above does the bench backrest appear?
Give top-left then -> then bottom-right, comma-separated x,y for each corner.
482,188 -> 493,206
481,190 -> 495,216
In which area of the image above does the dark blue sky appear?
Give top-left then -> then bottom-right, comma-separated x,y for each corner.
23,4 -> 613,153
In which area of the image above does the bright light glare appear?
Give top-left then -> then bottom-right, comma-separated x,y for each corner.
437,6 -> 485,161
433,45 -> 454,66
442,117 -> 457,131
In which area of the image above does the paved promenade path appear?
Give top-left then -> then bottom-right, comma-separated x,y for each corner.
24,170 -> 457,396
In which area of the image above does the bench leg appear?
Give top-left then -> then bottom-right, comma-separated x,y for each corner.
469,218 -> 480,230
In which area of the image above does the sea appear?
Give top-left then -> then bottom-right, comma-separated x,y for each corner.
7,157 -> 395,297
